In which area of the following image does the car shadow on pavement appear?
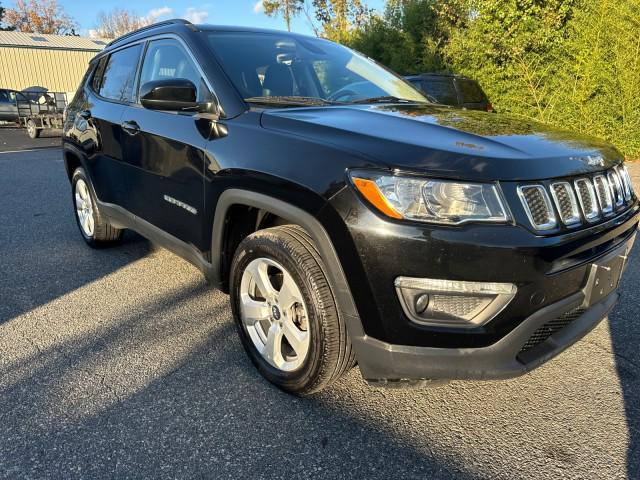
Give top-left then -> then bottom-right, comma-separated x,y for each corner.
608,241 -> 640,478
0,280 -> 477,480
0,149 -> 154,326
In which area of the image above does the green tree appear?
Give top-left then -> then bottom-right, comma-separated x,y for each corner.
312,0 -> 370,43
444,0 -> 580,121
262,0 -> 305,31
444,0 -> 639,158
349,0 -> 470,74
552,0 -> 640,157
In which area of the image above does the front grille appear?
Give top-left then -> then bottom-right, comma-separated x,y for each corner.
519,307 -> 587,355
519,166 -> 636,231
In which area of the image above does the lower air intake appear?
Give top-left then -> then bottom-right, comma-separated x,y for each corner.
518,307 -> 586,355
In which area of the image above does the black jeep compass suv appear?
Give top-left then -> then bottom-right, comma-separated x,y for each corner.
63,19 -> 638,394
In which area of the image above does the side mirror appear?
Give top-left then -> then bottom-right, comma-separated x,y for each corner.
140,79 -> 214,113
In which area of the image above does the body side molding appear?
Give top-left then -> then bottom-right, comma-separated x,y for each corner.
98,200 -> 216,279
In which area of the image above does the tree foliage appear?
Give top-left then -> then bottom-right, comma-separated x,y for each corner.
349,0 -> 470,73
262,0 -> 305,32
444,0 -> 639,158
3,0 -> 76,34
93,8 -> 152,39
0,1 -> 13,30
312,0 -> 370,43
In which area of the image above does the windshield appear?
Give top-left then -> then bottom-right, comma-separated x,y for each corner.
205,31 -> 428,105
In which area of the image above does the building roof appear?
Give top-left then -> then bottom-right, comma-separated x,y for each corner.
0,31 -> 107,51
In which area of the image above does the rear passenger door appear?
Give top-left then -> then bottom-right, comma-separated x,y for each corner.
83,43 -> 143,206
119,37 -> 213,250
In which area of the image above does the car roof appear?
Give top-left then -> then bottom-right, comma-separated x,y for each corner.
100,19 -> 321,57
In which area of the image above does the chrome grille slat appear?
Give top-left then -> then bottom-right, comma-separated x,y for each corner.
625,166 -> 636,197
550,182 -> 580,226
593,174 -> 613,215
519,166 -> 634,231
617,165 -> 633,201
574,178 -> 600,222
518,185 -> 556,230
607,170 -> 624,208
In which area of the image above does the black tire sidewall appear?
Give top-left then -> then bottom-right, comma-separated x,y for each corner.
230,233 -> 327,393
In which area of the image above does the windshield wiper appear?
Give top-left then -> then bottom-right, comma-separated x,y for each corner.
245,96 -> 337,107
349,96 -> 424,105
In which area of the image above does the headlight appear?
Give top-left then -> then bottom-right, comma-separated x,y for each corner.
350,171 -> 510,225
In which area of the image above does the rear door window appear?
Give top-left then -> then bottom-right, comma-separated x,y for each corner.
421,78 -> 458,105
97,44 -> 143,103
457,79 -> 485,104
0,90 -> 9,103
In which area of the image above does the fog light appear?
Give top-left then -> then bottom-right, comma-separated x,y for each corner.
415,293 -> 430,314
395,277 -> 517,328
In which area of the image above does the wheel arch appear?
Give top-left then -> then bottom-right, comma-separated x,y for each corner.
63,146 -> 83,182
211,189 -> 363,337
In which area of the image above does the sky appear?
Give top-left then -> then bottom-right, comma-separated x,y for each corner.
52,0 -> 386,37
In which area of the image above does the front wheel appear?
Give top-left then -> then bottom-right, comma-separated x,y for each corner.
230,225 -> 354,395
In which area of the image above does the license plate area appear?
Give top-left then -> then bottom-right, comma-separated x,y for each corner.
583,241 -> 632,306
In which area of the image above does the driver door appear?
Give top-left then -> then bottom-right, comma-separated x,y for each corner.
119,38 -> 213,251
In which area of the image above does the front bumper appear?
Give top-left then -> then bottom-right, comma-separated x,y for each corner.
327,186 -> 638,382
355,289 -> 616,382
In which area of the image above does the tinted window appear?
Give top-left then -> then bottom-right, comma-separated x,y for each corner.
457,79 -> 485,104
139,39 -> 210,102
421,78 -> 458,105
98,44 -> 142,102
206,32 -> 426,104
92,57 -> 108,92
0,90 -> 9,103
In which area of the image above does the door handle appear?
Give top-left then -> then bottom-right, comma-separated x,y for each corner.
121,120 -> 140,135
79,109 -> 91,120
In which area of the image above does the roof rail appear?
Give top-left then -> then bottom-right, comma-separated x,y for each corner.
106,19 -> 193,47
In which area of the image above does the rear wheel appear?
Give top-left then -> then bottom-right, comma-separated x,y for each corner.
72,167 -> 122,247
230,225 -> 354,395
26,119 -> 40,139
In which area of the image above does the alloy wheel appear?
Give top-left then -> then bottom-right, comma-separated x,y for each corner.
75,178 -> 95,237
239,257 -> 310,371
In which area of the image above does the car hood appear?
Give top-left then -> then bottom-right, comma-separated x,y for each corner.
260,104 -> 623,181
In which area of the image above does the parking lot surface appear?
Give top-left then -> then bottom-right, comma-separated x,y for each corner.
0,125 -> 61,152
0,145 -> 639,479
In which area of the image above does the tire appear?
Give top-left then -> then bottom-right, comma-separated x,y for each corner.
230,225 -> 355,395
71,167 -> 123,247
26,119 -> 40,139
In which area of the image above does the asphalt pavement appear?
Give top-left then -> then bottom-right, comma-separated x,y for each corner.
0,125 -> 61,152
0,141 -> 639,479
